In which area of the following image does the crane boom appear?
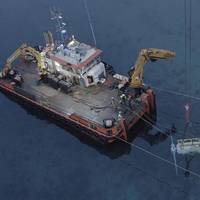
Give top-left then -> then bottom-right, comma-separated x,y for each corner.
130,48 -> 176,88
5,43 -> 47,74
6,43 -> 27,65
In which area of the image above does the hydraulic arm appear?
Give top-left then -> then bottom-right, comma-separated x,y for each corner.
5,43 -> 47,74
130,48 -> 176,88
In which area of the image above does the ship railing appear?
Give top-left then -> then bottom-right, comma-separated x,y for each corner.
177,138 -> 200,147
70,113 -> 122,138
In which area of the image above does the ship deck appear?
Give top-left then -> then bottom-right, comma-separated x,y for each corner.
7,61 -> 145,126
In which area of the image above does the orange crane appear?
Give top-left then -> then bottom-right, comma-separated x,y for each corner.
2,43 -> 47,76
129,48 -> 176,89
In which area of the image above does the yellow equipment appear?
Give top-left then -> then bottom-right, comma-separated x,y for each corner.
5,43 -> 47,74
130,48 -> 176,88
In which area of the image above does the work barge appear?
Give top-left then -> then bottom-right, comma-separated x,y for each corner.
0,29 -> 175,143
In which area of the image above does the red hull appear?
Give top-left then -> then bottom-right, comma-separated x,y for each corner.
0,79 -> 156,143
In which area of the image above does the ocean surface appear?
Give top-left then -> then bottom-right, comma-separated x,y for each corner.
0,0 -> 200,199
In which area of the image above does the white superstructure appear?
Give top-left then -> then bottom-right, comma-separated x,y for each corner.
44,36 -> 106,87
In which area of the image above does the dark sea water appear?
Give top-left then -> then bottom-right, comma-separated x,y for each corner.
0,0 -> 200,199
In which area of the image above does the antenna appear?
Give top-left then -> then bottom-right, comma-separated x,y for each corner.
170,135 -> 178,175
83,0 -> 97,46
50,7 -> 68,44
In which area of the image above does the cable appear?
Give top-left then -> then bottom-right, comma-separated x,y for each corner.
120,159 -> 189,196
158,109 -> 200,127
115,135 -> 200,179
189,0 -> 192,98
83,0 -> 97,46
116,101 -> 200,179
150,85 -> 200,101
132,101 -> 200,142
125,101 -> 186,138
184,0 -> 187,79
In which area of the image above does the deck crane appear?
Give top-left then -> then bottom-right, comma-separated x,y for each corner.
2,43 -> 47,76
129,48 -> 176,89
